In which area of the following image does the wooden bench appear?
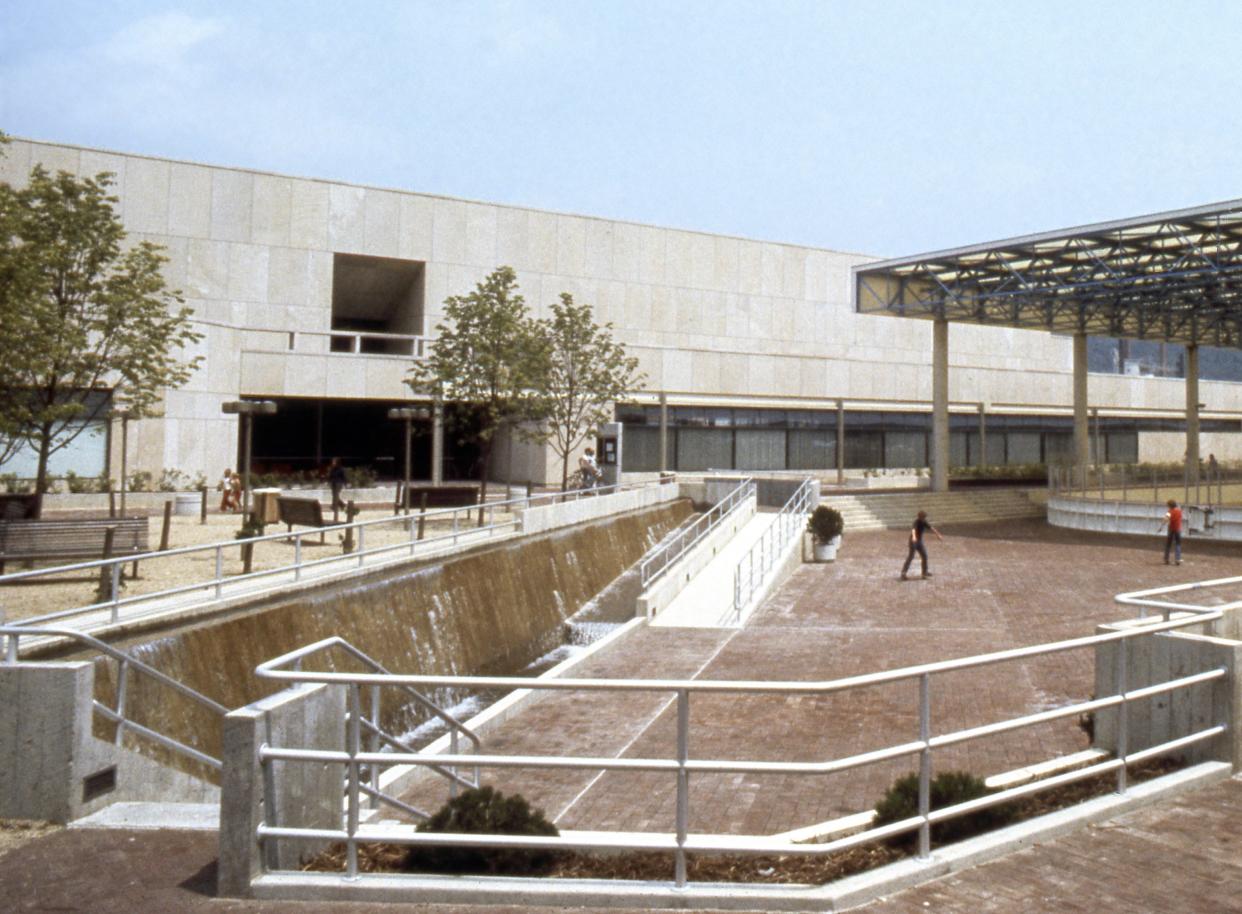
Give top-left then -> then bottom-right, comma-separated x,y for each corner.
277,496 -> 329,543
402,485 -> 479,509
0,494 -> 41,520
0,517 -> 150,574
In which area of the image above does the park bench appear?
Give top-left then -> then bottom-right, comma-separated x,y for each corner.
0,517 -> 150,574
0,494 -> 41,520
277,496 -> 329,543
402,485 -> 479,509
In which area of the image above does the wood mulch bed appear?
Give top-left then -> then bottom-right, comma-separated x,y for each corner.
303,758 -> 1179,884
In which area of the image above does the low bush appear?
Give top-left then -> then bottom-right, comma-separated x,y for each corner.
345,465 -> 379,489
873,770 -> 1015,848
402,785 -> 560,876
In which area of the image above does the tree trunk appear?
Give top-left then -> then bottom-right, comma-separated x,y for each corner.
561,452 -> 569,492
33,421 -> 54,518
477,438 -> 492,526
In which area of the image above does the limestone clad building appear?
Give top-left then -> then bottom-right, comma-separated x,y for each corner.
3,136 -> 1240,486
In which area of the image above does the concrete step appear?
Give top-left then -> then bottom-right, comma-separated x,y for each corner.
69,801 -> 218,831
822,489 -> 1045,531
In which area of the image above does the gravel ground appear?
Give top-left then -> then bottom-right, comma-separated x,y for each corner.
0,504 -> 517,623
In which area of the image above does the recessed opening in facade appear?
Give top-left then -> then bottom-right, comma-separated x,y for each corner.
330,253 -> 425,356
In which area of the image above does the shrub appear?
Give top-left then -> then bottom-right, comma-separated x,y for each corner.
873,770 -> 1014,848
807,505 -> 844,543
128,470 -> 153,492
64,471 -> 94,494
403,785 -> 560,875
345,465 -> 379,488
157,468 -> 194,492
0,473 -> 32,494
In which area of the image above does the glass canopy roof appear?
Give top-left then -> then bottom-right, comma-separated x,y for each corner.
853,198 -> 1242,348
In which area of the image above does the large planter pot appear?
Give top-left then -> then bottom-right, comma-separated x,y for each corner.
813,535 -> 841,562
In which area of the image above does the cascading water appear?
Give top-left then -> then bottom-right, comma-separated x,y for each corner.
82,499 -> 695,780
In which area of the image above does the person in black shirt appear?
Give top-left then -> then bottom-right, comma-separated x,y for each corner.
328,458 -> 347,513
901,510 -> 943,580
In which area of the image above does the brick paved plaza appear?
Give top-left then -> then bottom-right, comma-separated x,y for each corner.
4,516 -> 1242,912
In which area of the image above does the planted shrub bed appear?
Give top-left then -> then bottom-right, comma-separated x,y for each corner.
304,759 -> 1180,884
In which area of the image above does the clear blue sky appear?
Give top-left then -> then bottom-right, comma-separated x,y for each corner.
3,1 -> 1240,257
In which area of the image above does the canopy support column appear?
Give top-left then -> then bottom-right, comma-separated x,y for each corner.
932,318 -> 949,493
1073,334 -> 1089,478
1186,344 -> 1201,486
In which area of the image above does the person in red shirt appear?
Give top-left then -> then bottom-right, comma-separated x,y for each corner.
1159,499 -> 1183,565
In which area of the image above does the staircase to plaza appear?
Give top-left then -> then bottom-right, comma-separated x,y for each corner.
822,487 -> 1046,532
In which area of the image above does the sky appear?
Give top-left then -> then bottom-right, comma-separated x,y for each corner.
3,1 -> 1242,258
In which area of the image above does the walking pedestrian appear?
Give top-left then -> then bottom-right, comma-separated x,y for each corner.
328,458 -> 347,512
1159,499 -> 1183,565
900,510 -> 943,580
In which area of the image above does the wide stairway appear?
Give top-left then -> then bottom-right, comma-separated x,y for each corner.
823,487 -> 1046,532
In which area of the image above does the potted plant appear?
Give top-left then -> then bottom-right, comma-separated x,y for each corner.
808,505 -> 844,561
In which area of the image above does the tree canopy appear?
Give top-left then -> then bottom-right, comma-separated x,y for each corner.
407,266 -> 548,500
530,293 -> 643,490
0,160 -> 203,499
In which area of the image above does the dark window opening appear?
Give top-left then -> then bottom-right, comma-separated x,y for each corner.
331,253 -> 425,355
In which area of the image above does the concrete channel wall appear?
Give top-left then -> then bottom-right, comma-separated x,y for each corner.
1093,612 -> 1242,770
635,495 -> 758,620
515,480 -> 683,535
1050,496 -> 1242,541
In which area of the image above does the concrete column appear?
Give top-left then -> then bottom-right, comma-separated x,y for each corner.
931,319 -> 949,492
431,390 -> 444,486
977,403 -> 987,467
1186,344 -> 1201,485
1073,333 -> 1090,473
835,398 -> 845,487
659,392 -> 668,474
219,683 -> 346,897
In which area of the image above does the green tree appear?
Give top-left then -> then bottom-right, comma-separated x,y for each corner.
407,266 -> 547,503
531,294 -> 643,490
0,160 -> 203,503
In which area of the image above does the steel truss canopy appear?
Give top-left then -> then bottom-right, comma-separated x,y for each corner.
853,198 -> 1242,348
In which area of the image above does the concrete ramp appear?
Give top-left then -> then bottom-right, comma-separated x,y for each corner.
650,513 -> 779,628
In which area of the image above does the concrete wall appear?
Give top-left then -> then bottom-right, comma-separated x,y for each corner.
1049,497 -> 1242,542
219,683 -> 346,897
516,478 -> 683,536
636,495 -> 757,619
0,661 -> 216,824
1093,619 -> 1241,770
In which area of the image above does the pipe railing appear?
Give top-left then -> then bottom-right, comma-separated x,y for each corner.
0,624 -> 228,773
731,477 -> 817,623
263,636 -> 482,815
1049,462 -> 1231,509
638,477 -> 754,589
252,604 -> 1228,885
0,479 -> 665,635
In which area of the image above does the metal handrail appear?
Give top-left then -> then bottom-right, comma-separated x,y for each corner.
731,477 -> 816,622
251,601 -> 1228,884
0,624 -> 227,772
639,477 -> 754,588
0,479 -> 665,633
269,637 -> 481,814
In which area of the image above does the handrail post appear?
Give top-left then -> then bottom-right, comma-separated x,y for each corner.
674,688 -> 690,888
113,659 -> 129,745
450,729 -> 459,800
918,672 -> 932,859
110,563 -> 122,623
294,535 -> 302,581
346,684 -> 361,880
1115,641 -> 1129,795
215,545 -> 223,598
357,525 -> 366,567
369,684 -> 381,810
